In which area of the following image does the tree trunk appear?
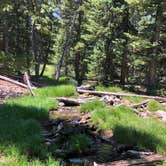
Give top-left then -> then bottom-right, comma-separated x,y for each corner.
146,4 -> 162,88
31,22 -> 40,78
102,38 -> 114,85
120,8 -> 129,85
3,12 -> 9,53
74,0 -> 84,85
120,48 -> 128,85
55,11 -> 77,80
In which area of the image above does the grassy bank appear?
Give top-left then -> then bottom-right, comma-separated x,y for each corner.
0,84 -> 76,165
91,105 -> 166,154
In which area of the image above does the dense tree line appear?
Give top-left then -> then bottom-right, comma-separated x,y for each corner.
0,0 -> 165,88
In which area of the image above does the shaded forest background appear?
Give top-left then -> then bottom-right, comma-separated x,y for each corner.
0,0 -> 165,92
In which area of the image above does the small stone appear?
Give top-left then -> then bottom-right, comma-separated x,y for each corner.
156,110 -> 166,122
69,158 -> 83,164
59,102 -> 65,107
45,142 -> 51,146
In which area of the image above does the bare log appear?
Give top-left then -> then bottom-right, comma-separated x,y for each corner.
0,75 -> 29,89
55,97 -> 94,106
23,72 -> 36,96
94,154 -> 166,166
131,100 -> 150,108
77,89 -> 166,102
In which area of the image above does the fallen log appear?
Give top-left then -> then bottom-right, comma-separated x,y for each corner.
94,154 -> 166,166
131,99 -> 150,108
0,75 -> 35,89
77,89 -> 166,102
55,97 -> 94,106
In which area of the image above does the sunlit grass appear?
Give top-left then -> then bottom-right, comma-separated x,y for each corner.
122,96 -> 145,103
80,100 -> 106,112
0,90 -> 61,165
35,85 -> 77,97
91,105 -> 166,154
147,100 -> 166,112
95,85 -> 128,93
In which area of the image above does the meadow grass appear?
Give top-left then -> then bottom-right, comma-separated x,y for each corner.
34,85 -> 77,97
95,85 -> 127,93
0,84 -> 74,165
80,100 -> 106,112
91,105 -> 166,154
147,100 -> 166,112
122,96 -> 145,103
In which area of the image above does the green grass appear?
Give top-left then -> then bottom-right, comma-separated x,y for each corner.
157,161 -> 166,166
35,85 -> 76,97
68,134 -> 91,153
122,96 -> 145,104
91,105 -> 166,154
147,100 -> 166,112
0,85 -> 72,165
80,100 -> 106,112
95,85 -> 127,93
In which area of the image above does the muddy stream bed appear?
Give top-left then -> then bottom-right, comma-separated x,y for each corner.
41,102 -> 165,166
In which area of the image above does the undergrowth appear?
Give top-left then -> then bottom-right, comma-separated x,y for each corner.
91,105 -> 166,154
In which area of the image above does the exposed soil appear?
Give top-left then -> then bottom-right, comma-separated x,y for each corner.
0,79 -> 27,103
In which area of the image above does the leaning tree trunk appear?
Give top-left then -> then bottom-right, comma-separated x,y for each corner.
55,11 -> 77,80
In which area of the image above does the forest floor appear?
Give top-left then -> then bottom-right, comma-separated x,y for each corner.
0,76 -> 166,165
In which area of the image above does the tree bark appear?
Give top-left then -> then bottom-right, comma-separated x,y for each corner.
77,89 -> 166,102
3,12 -> 9,53
146,4 -> 162,88
32,22 -> 40,78
55,11 -> 77,80
120,8 -> 129,85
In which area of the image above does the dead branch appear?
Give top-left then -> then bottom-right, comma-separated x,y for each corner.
55,97 -> 94,106
94,154 -> 166,166
23,72 -> 36,96
131,99 -> 150,108
77,89 -> 166,103
0,75 -> 28,88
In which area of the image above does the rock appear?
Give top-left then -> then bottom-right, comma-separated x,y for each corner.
68,158 -> 83,164
59,102 -> 65,107
155,110 -> 166,122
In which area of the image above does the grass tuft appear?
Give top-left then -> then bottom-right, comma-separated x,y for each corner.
95,85 -> 127,93
122,96 -> 145,104
0,95 -> 59,165
91,105 -> 166,154
35,85 -> 76,97
147,100 -> 166,112
80,100 -> 106,112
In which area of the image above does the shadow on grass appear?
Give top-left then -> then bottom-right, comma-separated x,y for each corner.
0,103 -> 53,161
31,76 -> 76,87
113,125 -> 166,153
